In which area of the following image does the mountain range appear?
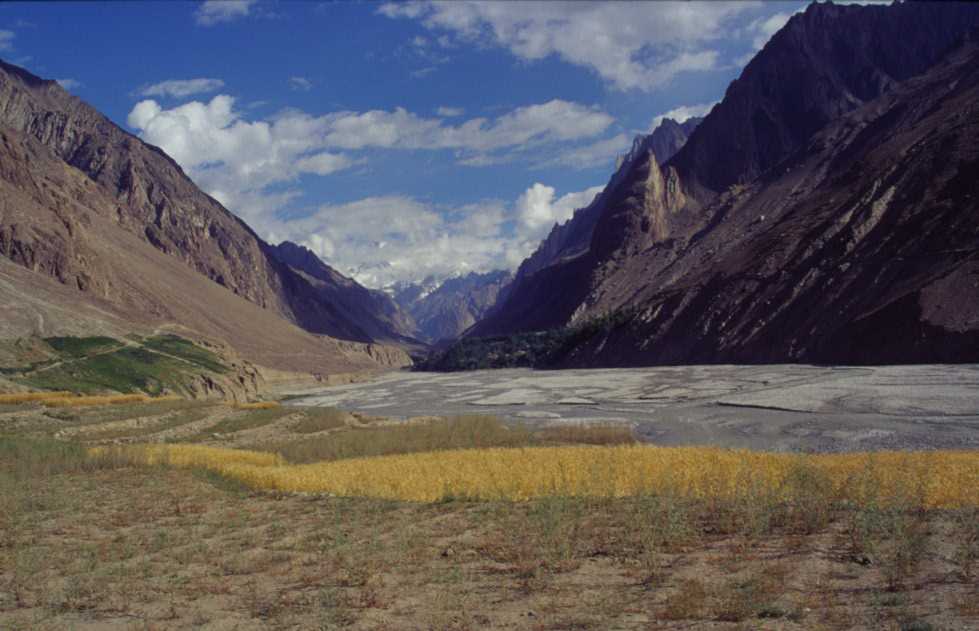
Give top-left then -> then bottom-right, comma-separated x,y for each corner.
2,0 -> 977,383
464,1 -> 979,366
0,59 -> 411,376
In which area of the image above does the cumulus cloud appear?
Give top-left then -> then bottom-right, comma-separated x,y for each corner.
127,95 -> 612,264
377,1 -> 759,91
265,182 -> 603,287
56,78 -> 82,91
195,0 -> 257,26
126,95 -> 358,226
517,183 -> 603,231
137,78 -> 225,98
650,102 -> 718,130
0,30 -> 14,51
323,100 -> 611,154
288,76 -> 313,91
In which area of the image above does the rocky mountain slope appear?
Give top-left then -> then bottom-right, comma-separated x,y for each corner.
0,60 -> 410,374
269,241 -> 419,344
470,117 -> 700,336
394,271 -> 512,343
467,1 -> 979,365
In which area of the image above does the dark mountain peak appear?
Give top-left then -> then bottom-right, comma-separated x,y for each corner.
270,240 -> 346,285
0,58 -> 60,90
269,240 -> 420,345
669,0 -> 979,198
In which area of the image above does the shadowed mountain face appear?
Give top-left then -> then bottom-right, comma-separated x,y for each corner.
469,117 -> 700,337
393,271 -> 512,343
0,60 -> 411,372
269,241 -> 419,345
467,2 -> 979,366
672,0 -> 979,198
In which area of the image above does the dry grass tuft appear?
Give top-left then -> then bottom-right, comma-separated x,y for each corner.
0,391 -> 73,404
42,394 -> 180,408
232,401 -> 280,410
97,443 -> 979,506
537,423 -> 636,445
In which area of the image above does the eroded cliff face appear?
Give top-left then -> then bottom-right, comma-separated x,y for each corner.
560,35 -> 979,365
0,60 -> 411,377
463,2 -> 979,366
470,118 -> 701,337
270,241 -> 420,344
0,59 -> 412,346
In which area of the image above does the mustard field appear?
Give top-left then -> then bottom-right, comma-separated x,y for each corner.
93,443 -> 979,507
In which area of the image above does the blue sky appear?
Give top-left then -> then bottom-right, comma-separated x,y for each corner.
0,0 -> 812,287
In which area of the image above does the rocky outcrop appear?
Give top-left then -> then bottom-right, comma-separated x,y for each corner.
471,117 -> 700,337
464,1 -> 979,366
0,60 -> 410,376
671,1 -> 979,197
0,59 -> 406,345
270,241 -> 419,344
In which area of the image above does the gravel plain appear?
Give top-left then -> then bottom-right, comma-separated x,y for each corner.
287,365 -> 979,452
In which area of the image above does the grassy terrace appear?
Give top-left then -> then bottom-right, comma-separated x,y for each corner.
0,394 -> 977,629
0,335 -> 230,398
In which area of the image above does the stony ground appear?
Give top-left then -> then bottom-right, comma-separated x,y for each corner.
285,365 -> 979,453
3,465 -> 978,631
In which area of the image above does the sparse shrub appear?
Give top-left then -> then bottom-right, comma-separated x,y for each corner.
712,568 -> 785,622
0,390 -> 73,404
780,457 -> 836,534
292,407 -> 350,433
536,423 -> 636,445
42,394 -> 179,408
660,579 -> 707,620
232,401 -> 280,410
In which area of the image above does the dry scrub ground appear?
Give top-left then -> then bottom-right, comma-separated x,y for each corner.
1,401 -> 977,630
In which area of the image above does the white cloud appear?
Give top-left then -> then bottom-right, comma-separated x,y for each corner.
536,133 -> 632,170
267,182 -> 603,287
126,95 -> 358,226
0,30 -> 13,51
289,76 -> 313,91
195,0 -> 257,26
650,101 -> 717,130
378,1 -> 760,91
436,106 -> 464,117
56,78 -> 82,91
517,183 -> 603,231
127,95 -> 612,244
318,99 -> 611,154
137,78 -> 225,98
294,152 -> 354,175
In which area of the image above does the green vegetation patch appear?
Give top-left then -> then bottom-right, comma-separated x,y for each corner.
44,336 -> 122,359
14,335 -> 229,396
82,408 -> 215,442
192,407 -> 296,439
141,335 -> 227,374
275,415 -> 532,464
419,308 -> 639,371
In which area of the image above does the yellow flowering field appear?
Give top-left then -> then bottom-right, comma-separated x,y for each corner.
94,443 -> 979,508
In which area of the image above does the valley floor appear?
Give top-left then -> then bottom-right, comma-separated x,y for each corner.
3,462 -> 977,630
287,365 -> 979,453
